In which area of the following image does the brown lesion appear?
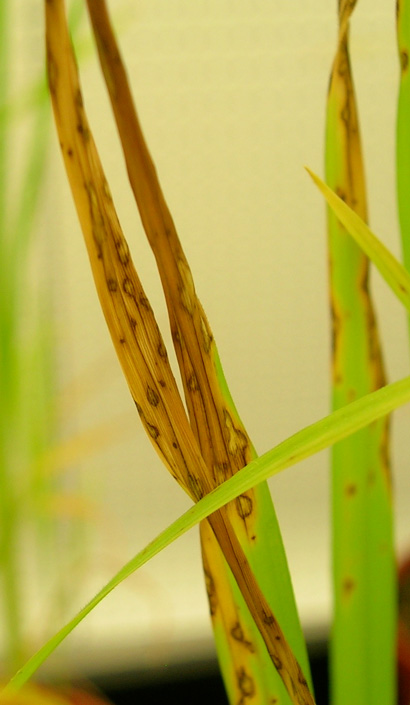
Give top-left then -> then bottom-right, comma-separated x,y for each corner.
177,257 -> 196,315
235,494 -> 253,520
213,461 -> 230,484
157,340 -> 168,359
262,609 -> 276,627
342,576 -> 356,599
147,386 -> 160,407
271,655 -> 282,671
135,401 -> 159,439
237,667 -> 255,705
203,568 -> 218,616
200,315 -> 212,353
123,277 -> 135,297
107,277 -> 117,292
85,181 -> 105,253
115,237 -> 130,265
345,482 -> 357,497
330,295 -> 343,386
223,410 -> 250,463
138,294 -> 151,311
187,373 -> 199,392
230,621 -> 255,653
297,663 -> 308,687
379,420 -> 392,494
74,90 -> 90,142
187,472 -> 204,501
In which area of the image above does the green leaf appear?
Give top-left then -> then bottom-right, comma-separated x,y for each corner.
306,167 -> 410,313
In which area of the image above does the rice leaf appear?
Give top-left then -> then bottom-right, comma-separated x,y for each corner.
44,2 -> 316,702
324,2 -> 394,703
84,2 -> 312,703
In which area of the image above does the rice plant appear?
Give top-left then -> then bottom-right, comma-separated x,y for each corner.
2,2 -> 410,704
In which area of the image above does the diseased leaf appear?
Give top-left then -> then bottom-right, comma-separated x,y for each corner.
85,2 -> 311,703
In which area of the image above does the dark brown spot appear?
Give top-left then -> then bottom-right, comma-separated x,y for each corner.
116,239 -> 130,265
129,317 -> 137,329
340,102 -> 351,128
401,49 -> 409,73
272,655 -> 282,671
213,462 -> 230,484
236,494 -> 253,520
204,569 -> 217,616
158,379 -> 166,388
343,577 -> 356,598
187,473 -> 204,501
123,278 -> 135,297
237,668 -> 255,698
200,316 -> 212,353
187,373 -> 199,392
262,610 -> 275,626
297,664 -> 308,686
224,411 -> 249,461
158,341 -> 168,359
136,402 -> 160,440
231,622 -> 244,642
230,622 -> 255,653
345,483 -> 357,497
107,277 -> 118,292
146,422 -> 159,440
147,387 -> 160,407
67,147 -> 73,158
46,51 -> 58,94
76,120 -> 90,141
139,295 -> 151,310
335,186 -> 347,202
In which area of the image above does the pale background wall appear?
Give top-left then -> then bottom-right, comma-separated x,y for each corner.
10,0 -> 410,677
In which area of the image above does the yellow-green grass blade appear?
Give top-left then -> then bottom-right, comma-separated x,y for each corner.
4,373 -> 410,695
325,4 -> 394,704
397,0 -> 410,334
307,168 -> 410,313
84,3 -> 311,703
